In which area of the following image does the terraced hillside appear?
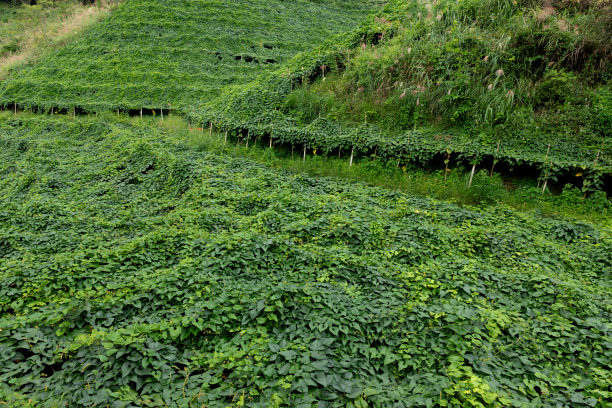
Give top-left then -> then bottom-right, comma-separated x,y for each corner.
0,114 -> 611,406
187,0 -> 611,192
0,0 -> 374,112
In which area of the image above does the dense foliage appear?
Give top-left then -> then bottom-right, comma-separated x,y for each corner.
186,0 -> 611,191
0,0 -> 373,111
1,115 -> 610,407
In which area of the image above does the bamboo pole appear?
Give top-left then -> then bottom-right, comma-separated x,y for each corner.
467,162 -> 477,188
593,149 -> 601,165
444,153 -> 450,183
540,144 -> 551,193
490,140 -> 501,176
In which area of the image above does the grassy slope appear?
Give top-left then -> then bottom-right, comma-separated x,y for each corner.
0,1 -> 117,80
0,114 -> 610,406
0,1 -> 610,406
0,0 -> 374,111
186,0 -> 611,191
164,116 -> 611,222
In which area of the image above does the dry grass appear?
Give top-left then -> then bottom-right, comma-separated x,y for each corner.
0,1 -> 118,80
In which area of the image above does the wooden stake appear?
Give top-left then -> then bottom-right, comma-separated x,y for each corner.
467,162 -> 477,188
593,149 -> 601,166
349,146 -> 355,166
540,144 -> 551,193
490,140 -> 501,176
444,151 -> 451,183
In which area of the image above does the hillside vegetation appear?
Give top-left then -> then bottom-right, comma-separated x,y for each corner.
0,0 -> 610,407
0,0 -> 374,112
187,0 -> 611,194
0,114 -> 610,407
0,0 -> 117,79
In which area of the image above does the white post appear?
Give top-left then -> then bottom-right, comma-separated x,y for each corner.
490,140 -> 500,176
467,162 -> 476,188
349,146 -> 355,166
303,145 -> 306,162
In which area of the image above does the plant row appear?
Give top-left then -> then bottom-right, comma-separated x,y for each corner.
0,0 -> 374,111
1,114 -> 611,407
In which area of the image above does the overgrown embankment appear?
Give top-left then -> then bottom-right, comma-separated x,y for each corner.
0,0 -> 374,112
0,114 -> 610,406
0,0 -> 118,80
187,0 -> 611,194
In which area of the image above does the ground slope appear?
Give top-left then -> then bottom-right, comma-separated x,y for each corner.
0,0 -> 374,112
187,0 -> 611,192
0,115 -> 610,407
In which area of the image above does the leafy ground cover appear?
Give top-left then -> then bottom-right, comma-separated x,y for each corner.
0,0 -> 373,112
1,114 -> 610,407
164,116 -> 611,223
0,0 -> 117,80
186,0 -> 611,192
